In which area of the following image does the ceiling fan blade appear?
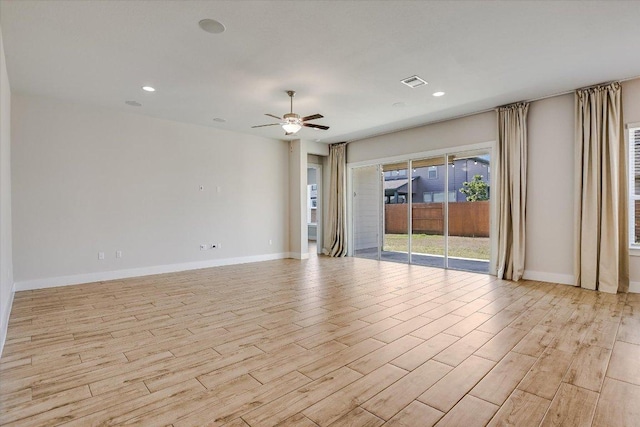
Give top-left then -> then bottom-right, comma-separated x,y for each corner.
251,123 -> 280,128
302,113 -> 323,122
304,123 -> 330,130
265,113 -> 282,120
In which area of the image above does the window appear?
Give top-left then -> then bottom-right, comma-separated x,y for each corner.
427,166 -> 438,179
433,190 -> 458,203
423,192 -> 433,203
629,125 -> 640,246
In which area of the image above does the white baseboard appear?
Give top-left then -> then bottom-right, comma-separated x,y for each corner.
522,270 -> 640,293
0,283 -> 15,358
523,270 -> 575,285
288,252 -> 310,260
14,252 -> 293,292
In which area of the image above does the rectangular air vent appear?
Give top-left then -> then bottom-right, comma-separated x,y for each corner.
401,75 -> 428,88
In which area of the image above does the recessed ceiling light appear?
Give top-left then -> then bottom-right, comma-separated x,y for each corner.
199,19 -> 226,34
212,118 -> 226,123
125,100 -> 142,107
142,86 -> 155,92
433,91 -> 445,97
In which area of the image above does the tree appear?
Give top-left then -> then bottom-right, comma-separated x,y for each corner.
459,175 -> 489,201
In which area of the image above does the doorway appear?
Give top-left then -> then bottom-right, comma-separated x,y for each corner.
307,164 -> 322,255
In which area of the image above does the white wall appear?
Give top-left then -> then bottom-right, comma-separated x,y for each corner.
348,112 -> 496,164
524,93 -> 575,283
288,139 -> 307,258
0,26 -> 14,354
348,79 -> 640,289
11,94 -> 290,288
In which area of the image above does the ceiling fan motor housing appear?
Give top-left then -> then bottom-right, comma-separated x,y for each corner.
283,112 -> 301,122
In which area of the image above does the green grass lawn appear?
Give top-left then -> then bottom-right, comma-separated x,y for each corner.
384,234 -> 490,260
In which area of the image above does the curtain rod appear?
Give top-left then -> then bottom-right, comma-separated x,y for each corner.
516,74 -> 639,103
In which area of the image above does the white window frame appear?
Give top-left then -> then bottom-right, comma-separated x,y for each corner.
628,123 -> 640,254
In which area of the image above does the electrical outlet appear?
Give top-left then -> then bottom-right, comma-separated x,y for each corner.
211,243 -> 218,249
98,251 -> 105,260
200,244 -> 207,250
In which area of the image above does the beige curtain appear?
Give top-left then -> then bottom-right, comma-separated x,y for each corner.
324,142 -> 348,257
575,82 -> 628,293
496,102 -> 529,281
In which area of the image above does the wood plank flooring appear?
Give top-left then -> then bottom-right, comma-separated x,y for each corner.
1,252 -> 639,426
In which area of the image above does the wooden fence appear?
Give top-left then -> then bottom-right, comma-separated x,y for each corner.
385,201 -> 489,237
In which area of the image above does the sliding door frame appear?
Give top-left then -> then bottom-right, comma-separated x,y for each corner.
348,141 -> 498,275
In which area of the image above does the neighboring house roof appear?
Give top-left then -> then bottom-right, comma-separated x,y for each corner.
384,177 -> 418,196
384,178 -> 409,191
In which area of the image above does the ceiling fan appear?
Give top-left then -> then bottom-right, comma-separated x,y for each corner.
252,90 -> 330,135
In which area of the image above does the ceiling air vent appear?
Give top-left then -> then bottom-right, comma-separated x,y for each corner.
401,75 -> 428,88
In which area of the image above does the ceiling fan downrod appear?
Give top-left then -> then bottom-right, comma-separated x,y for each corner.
287,90 -> 296,114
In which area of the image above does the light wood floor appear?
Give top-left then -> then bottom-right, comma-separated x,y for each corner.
1,253 -> 639,426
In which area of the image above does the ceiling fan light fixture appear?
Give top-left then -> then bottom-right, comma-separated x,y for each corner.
282,122 -> 302,134
252,91 -> 328,135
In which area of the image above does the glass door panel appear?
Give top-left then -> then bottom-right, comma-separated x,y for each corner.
353,165 -> 381,260
447,152 -> 491,273
409,157 -> 445,268
381,162 -> 409,264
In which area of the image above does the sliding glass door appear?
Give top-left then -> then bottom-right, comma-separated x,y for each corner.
447,152 -> 491,273
410,157 -> 446,268
381,162 -> 409,264
352,148 -> 492,274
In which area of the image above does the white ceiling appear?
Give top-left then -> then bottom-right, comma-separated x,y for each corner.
2,1 -> 639,144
